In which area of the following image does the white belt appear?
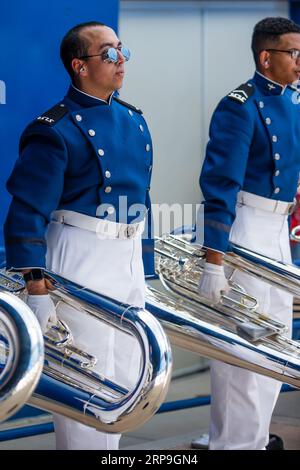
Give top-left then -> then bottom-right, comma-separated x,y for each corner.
51,210 -> 145,239
237,191 -> 295,215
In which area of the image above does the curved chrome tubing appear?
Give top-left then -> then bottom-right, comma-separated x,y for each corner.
227,244 -> 300,297
0,269 -> 172,433
2,225 -> 300,434
149,234 -> 300,388
291,224 -> 300,243
145,285 -> 300,388
0,291 -> 44,421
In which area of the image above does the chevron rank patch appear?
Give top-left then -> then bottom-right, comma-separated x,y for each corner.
227,83 -> 254,104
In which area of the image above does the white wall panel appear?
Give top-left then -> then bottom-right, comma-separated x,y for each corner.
119,4 -> 203,212
119,1 -> 288,217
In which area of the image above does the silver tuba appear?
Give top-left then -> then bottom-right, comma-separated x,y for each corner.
0,274 -> 44,421
291,224 -> 300,243
144,234 -> 300,388
1,231 -> 300,432
0,269 -> 172,433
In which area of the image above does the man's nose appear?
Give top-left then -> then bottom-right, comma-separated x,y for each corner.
117,49 -> 126,64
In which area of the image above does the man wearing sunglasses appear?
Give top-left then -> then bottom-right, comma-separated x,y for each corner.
4,21 -> 153,449
197,17 -> 300,450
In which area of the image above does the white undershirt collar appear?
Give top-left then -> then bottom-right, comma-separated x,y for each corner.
71,84 -> 113,105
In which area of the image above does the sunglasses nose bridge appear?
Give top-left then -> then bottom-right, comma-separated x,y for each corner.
117,48 -> 126,63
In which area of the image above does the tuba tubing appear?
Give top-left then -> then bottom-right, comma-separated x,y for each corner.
290,224 -> 300,243
227,242 -> 300,297
2,228 -> 300,433
0,291 -> 44,421
148,234 -> 300,389
0,269 -> 173,433
145,285 -> 300,388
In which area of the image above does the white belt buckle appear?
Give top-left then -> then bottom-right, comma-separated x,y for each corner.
116,224 -> 134,239
125,225 -> 136,238
274,200 -> 294,215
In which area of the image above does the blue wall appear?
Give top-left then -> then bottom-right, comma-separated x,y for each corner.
290,0 -> 300,25
0,0 -> 119,255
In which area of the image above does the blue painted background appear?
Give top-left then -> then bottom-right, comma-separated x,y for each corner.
290,1 -> 300,25
0,0 -> 119,258
1,0 -> 299,262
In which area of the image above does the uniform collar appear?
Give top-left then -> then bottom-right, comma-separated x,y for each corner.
253,71 -> 286,96
66,84 -> 114,108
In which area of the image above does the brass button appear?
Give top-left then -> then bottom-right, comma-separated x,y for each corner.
88,129 -> 96,137
105,186 -> 112,193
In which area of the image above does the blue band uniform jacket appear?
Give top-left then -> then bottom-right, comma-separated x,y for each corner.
200,71 -> 300,253
4,86 -> 154,274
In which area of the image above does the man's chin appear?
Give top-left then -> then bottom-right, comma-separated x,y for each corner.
115,81 -> 124,92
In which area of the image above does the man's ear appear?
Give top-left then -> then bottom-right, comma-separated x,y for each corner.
71,59 -> 87,78
258,50 -> 270,70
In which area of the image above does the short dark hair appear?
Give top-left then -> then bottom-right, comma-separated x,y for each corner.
251,17 -> 300,68
60,21 -> 106,80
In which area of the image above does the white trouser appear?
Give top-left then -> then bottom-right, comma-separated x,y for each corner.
45,219 -> 145,450
209,201 -> 293,450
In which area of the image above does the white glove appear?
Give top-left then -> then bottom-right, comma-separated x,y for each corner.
198,262 -> 230,303
27,294 -> 57,334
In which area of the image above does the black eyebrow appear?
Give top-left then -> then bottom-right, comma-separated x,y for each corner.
98,41 -> 122,52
